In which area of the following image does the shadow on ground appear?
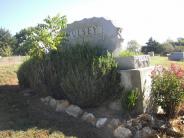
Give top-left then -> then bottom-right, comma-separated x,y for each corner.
0,85 -> 114,138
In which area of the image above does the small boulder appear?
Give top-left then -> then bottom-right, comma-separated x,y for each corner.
81,112 -> 96,125
56,100 -> 70,112
96,118 -> 108,128
40,98 -> 45,103
65,105 -> 83,118
142,127 -> 156,138
107,118 -> 121,130
44,96 -> 52,104
49,99 -> 57,108
113,126 -> 132,138
49,99 -> 56,108
134,127 -> 156,138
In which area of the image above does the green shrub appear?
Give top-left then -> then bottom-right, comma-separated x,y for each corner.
58,45 -> 121,107
17,57 -> 45,90
119,50 -> 142,57
18,44 -> 122,107
151,64 -> 184,118
121,88 -> 140,112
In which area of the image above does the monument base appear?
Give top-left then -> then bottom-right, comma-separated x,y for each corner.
119,66 -> 154,114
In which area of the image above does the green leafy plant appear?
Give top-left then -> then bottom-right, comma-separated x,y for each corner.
121,88 -> 140,111
151,64 -> 184,118
14,14 -> 67,58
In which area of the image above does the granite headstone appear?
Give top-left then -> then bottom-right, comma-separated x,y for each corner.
65,17 -> 123,54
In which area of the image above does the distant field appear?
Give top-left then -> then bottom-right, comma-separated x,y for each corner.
0,56 -> 28,85
150,56 -> 184,67
0,56 -> 28,66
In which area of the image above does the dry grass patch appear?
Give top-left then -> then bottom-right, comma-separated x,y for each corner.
0,64 -> 19,85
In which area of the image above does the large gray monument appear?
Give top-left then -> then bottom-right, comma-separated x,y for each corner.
65,17 -> 124,54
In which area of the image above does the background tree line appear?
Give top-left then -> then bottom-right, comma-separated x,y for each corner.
128,37 -> 184,56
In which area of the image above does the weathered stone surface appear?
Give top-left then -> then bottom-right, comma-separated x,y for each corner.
96,118 -> 108,128
108,100 -> 122,111
40,98 -> 45,103
49,99 -> 57,108
56,100 -> 70,112
134,127 -> 156,138
65,105 -> 83,118
107,118 -> 121,130
42,96 -> 52,104
116,55 -> 150,70
119,67 -> 154,114
81,112 -> 96,125
65,17 -> 124,54
113,126 -> 132,138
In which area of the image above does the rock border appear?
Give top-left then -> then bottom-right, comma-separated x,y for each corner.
40,96 -> 183,138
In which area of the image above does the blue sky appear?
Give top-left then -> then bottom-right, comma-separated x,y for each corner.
1,0 -> 184,45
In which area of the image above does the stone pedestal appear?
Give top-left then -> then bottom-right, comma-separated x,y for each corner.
116,55 -> 150,70
119,66 -> 154,114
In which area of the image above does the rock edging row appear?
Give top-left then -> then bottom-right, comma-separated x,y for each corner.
40,96 -> 161,138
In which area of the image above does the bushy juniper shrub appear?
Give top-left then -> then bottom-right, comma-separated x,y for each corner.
17,57 -> 45,89
151,64 -> 184,118
18,44 -> 122,107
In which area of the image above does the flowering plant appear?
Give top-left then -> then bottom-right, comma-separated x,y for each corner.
151,64 -> 184,118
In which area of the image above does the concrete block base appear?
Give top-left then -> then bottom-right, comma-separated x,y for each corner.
119,66 -> 154,114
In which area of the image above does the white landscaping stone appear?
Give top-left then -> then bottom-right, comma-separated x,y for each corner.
96,118 -> 108,128
113,126 -> 132,138
134,127 -> 157,138
49,99 -> 57,108
157,106 -> 165,114
56,100 -> 70,112
81,112 -> 96,125
65,105 -> 83,118
107,118 -> 121,130
44,96 -> 52,104
40,98 -> 45,103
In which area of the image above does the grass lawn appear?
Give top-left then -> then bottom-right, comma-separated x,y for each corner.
150,56 -> 184,67
0,64 -> 19,85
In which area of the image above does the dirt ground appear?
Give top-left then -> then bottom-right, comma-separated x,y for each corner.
0,85 -> 114,138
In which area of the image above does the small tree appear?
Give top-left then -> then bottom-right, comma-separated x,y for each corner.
127,40 -> 140,52
0,28 -> 16,56
29,14 -> 67,57
142,37 -> 161,54
160,42 -> 174,55
14,14 -> 67,57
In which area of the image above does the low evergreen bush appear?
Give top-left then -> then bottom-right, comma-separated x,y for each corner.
17,57 -> 45,89
18,44 -> 122,107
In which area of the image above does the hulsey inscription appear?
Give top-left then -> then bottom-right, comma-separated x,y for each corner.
68,25 -> 102,39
